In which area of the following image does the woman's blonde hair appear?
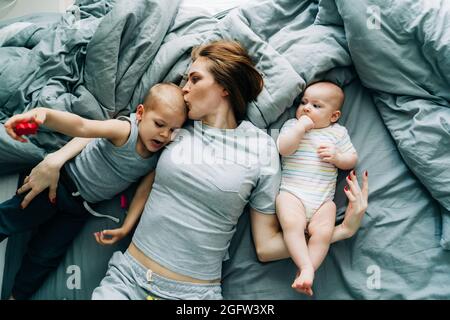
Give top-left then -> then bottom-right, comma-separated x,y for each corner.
191,40 -> 264,120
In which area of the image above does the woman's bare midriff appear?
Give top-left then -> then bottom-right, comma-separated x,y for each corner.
128,242 -> 221,284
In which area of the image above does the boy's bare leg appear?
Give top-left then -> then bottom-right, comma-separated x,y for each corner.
276,191 -> 314,296
307,201 -> 336,271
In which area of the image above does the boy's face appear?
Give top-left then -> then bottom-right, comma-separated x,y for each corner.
136,102 -> 186,153
296,84 -> 342,129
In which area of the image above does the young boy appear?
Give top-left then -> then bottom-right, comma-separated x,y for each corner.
1,83 -> 187,299
276,81 -> 358,296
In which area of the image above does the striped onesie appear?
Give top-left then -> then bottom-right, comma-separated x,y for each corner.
278,119 -> 356,221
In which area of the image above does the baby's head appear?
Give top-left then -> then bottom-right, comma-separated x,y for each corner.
136,83 -> 187,153
296,82 -> 344,129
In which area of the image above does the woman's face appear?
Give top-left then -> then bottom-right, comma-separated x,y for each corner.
182,57 -> 227,120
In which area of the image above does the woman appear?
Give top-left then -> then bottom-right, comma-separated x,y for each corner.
13,40 -> 368,300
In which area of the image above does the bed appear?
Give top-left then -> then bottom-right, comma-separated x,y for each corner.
1,0 -> 449,299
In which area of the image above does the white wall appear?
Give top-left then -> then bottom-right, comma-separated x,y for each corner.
0,0 -> 74,20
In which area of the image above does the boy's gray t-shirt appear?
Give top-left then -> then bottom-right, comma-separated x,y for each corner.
132,120 -> 281,280
65,113 -> 159,203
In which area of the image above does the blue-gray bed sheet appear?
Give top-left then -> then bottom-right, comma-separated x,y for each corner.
1,0 -> 449,299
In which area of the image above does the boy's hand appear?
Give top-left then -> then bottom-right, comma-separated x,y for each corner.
317,142 -> 338,164
94,228 -> 128,246
4,108 -> 46,142
296,115 -> 314,132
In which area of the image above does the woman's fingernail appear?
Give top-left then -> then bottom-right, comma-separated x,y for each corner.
352,170 -> 355,176
347,175 -> 350,180
365,171 -> 368,177
344,186 -> 349,191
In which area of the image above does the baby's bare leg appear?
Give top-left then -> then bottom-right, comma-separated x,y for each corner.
276,191 -> 314,295
307,201 -> 336,271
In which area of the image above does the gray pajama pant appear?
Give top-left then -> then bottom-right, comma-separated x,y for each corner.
92,250 -> 222,300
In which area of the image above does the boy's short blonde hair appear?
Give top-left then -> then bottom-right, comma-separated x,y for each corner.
143,83 -> 187,116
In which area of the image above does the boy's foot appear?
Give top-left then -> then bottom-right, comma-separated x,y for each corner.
292,267 -> 314,296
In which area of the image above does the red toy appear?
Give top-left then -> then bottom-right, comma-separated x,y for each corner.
14,121 -> 39,136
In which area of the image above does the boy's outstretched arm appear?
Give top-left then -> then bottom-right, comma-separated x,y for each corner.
95,170 -> 156,245
5,107 -> 130,146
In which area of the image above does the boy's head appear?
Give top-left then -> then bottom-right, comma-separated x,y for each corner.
296,81 -> 344,129
136,83 -> 187,153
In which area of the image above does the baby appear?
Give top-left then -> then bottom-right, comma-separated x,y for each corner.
276,81 -> 357,296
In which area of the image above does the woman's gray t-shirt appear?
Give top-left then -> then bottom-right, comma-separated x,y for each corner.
132,120 -> 281,280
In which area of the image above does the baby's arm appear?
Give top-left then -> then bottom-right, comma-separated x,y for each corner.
95,170 -> 156,245
278,116 -> 314,156
317,146 -> 357,170
317,128 -> 358,170
5,107 -> 130,146
333,150 -> 358,170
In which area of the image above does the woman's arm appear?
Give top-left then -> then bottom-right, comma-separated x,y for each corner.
250,209 -> 289,262
17,137 -> 93,208
95,170 -> 156,245
251,171 -> 369,262
4,107 -> 130,146
330,170 -> 369,243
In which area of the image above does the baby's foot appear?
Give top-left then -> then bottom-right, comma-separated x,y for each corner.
292,267 -> 314,296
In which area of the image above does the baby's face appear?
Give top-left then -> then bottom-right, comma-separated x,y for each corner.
296,83 -> 342,129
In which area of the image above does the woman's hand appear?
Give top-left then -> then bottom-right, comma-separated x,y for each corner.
331,170 -> 369,243
4,108 -> 47,142
94,227 -> 128,246
17,153 -> 64,209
